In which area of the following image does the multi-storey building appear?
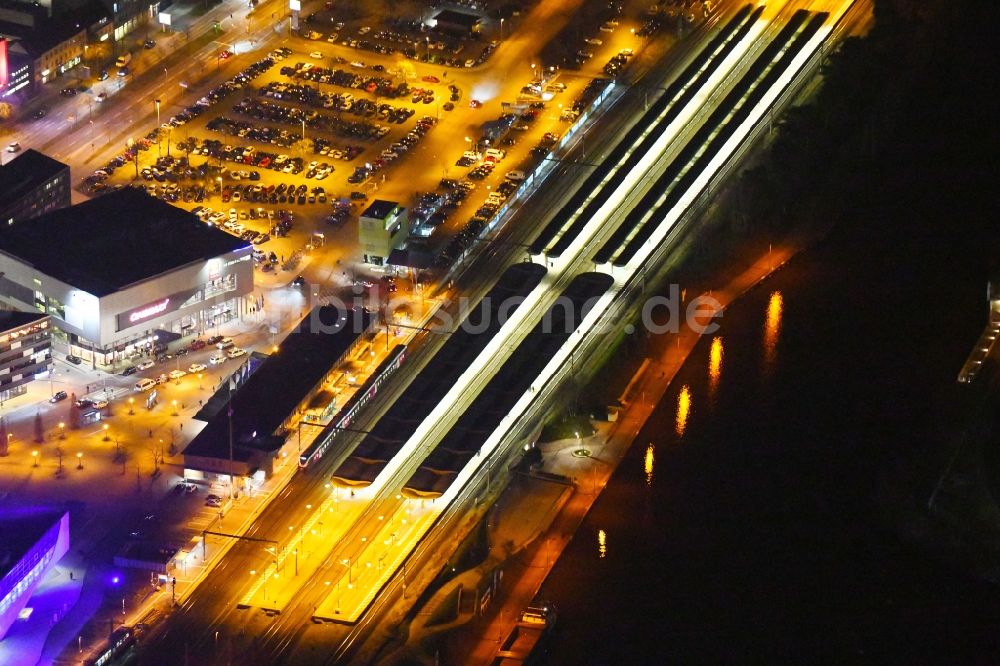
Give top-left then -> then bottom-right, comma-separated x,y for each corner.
0,149 -> 70,226
0,310 -> 50,402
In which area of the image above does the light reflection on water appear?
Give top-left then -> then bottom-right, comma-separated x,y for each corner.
644,443 -> 655,487
764,291 -> 783,367
675,385 -> 691,437
708,336 -> 724,395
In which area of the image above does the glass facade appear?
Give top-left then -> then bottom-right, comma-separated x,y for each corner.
0,317 -> 51,402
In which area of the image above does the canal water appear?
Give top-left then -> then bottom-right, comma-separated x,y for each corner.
542,225 -> 1000,662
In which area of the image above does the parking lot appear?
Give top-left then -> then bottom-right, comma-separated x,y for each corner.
80,0 -> 653,291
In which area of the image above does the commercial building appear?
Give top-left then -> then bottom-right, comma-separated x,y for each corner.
0,310 -> 50,402
0,149 -> 70,226
428,9 -> 483,35
183,305 -> 374,485
0,35 -> 32,100
0,508 -> 70,640
358,199 -> 408,266
0,188 -> 254,368
0,5 -> 86,87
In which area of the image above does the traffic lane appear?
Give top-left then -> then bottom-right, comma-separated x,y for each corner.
51,10 -> 288,174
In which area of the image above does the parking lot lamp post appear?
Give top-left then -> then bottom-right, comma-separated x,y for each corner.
171,399 -> 178,416
154,100 -> 161,158
77,452 -> 83,469
499,17 -> 505,42
32,450 -> 39,467
128,397 -> 135,415
102,423 -> 110,441
59,422 -> 66,439
126,139 -> 139,179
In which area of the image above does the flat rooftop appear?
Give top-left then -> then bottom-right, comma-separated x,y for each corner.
0,310 -> 47,332
0,507 -> 66,581
360,200 -> 399,220
433,9 -> 482,28
184,306 -> 373,462
333,263 -> 546,485
0,149 -> 68,206
0,188 -> 250,297
403,273 -> 613,496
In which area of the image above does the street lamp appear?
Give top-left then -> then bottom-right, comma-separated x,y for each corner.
59,422 -> 66,439
171,399 -> 178,416
499,17 -> 505,42
77,452 -> 83,469
32,450 -> 39,467
102,423 -> 110,441
128,397 -> 135,415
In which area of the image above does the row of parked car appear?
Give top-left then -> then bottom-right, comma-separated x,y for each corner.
83,53 -> 281,190
430,79 -> 608,269
347,115 -> 437,183
235,95 -> 391,141
284,62 -> 410,99
141,182 -> 210,204
603,49 -> 634,77
206,116 -> 300,148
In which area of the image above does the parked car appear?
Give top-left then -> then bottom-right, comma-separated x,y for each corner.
137,359 -> 155,370
209,354 -> 227,365
216,337 -> 234,349
169,369 -> 187,380
188,363 -> 207,373
226,347 -> 247,359
122,366 -> 139,376
65,354 -> 83,365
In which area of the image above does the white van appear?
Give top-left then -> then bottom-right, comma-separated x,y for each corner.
135,378 -> 156,392
485,148 -> 506,161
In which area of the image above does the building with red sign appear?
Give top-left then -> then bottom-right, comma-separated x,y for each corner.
0,188 -> 253,368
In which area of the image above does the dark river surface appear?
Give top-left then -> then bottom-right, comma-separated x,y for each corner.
541,223 -> 1000,663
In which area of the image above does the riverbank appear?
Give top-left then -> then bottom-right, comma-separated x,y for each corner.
440,232 -> 805,664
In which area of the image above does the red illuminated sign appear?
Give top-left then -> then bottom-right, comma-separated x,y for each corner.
0,38 -> 8,91
128,298 -> 171,323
